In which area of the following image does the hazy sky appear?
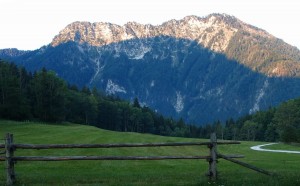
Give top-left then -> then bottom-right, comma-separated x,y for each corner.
1,0 -> 299,50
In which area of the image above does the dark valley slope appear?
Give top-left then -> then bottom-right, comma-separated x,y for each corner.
1,14 -> 300,124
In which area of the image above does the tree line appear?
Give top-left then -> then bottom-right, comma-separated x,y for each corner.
0,60 -> 193,137
1,60 -> 299,143
215,97 -> 300,143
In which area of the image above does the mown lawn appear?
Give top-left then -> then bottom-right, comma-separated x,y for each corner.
0,120 -> 299,185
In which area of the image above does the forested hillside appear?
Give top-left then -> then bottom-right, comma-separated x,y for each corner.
1,60 -> 299,143
0,60 -> 193,137
215,98 -> 300,143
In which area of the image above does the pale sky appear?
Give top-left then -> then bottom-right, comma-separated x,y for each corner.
0,0 -> 300,50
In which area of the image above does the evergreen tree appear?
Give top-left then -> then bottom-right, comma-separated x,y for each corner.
133,97 -> 141,108
31,69 -> 66,122
0,61 -> 30,119
274,99 -> 300,143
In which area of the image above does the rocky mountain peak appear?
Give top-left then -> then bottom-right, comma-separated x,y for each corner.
51,14 -> 272,53
49,14 -> 300,77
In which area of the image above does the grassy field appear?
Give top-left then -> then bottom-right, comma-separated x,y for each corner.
0,120 -> 300,186
262,143 -> 300,151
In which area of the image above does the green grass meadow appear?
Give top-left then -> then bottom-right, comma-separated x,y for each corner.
263,143 -> 300,151
0,120 -> 299,185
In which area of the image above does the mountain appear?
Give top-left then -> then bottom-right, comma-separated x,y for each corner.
1,13 -> 300,124
51,13 -> 300,77
0,48 -> 29,58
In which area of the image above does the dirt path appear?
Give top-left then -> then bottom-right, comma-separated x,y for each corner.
250,143 -> 300,154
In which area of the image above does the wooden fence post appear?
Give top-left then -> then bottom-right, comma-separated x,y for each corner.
208,133 -> 217,181
5,133 -> 15,186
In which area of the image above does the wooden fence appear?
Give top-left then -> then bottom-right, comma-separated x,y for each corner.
0,133 -> 273,185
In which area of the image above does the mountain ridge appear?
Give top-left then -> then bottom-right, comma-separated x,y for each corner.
51,13 -> 271,52
50,13 -> 300,77
1,14 -> 300,125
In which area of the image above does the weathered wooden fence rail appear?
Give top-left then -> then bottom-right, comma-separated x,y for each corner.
0,141 -> 240,149
0,133 -> 272,186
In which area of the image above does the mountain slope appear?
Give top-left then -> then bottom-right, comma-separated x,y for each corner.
51,13 -> 300,77
0,48 -> 29,58
4,37 -> 300,124
1,14 -> 300,124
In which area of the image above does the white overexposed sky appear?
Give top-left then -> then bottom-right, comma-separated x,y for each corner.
0,0 -> 300,50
